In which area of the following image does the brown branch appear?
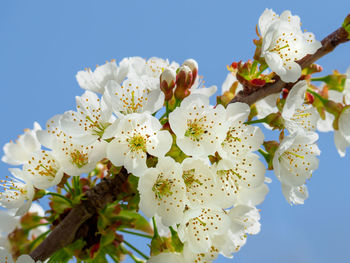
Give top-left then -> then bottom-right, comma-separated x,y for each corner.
230,25 -> 350,106
29,169 -> 129,262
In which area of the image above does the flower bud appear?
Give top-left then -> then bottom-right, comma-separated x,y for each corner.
174,65 -> 193,100
160,68 -> 176,101
306,92 -> 315,104
182,58 -> 198,86
265,112 -> 285,130
313,71 -> 347,92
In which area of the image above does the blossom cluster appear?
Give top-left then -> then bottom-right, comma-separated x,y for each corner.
0,8 -> 349,263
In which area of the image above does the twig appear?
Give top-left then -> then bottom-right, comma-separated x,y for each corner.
29,168 -> 129,262
230,24 -> 350,106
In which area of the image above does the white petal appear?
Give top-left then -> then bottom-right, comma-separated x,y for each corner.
334,130 -> 349,157
106,140 -> 129,167
147,130 -> 172,157
282,80 -> 307,119
281,183 -> 308,205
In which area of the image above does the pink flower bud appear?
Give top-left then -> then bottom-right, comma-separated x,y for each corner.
160,68 -> 176,101
175,65 -> 193,100
182,58 -> 198,85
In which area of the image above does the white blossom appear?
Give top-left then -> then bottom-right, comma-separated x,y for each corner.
60,91 -> 113,145
255,93 -> 279,130
138,157 -> 186,226
218,102 -> 264,160
345,67 -> 350,104
169,94 -> 227,157
282,81 -> 319,133
0,169 -> 34,216
102,76 -> 164,117
2,122 -> 41,166
211,205 -> 261,258
178,207 -> 230,253
182,158 -> 221,208
182,242 -> 219,263
334,107 -> 350,157
22,150 -> 64,190
273,132 -> 320,188
118,57 -> 179,91
281,183 -> 309,205
37,115 -> 106,176
317,111 -> 334,132
215,155 -> 266,208
259,9 -> 321,82
229,205 -> 261,235
76,60 -> 119,94
106,113 -> 172,176
0,210 -> 20,250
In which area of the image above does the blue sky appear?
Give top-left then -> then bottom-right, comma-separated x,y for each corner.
0,1 -> 349,262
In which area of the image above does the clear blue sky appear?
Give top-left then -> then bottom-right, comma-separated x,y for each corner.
0,1 -> 349,262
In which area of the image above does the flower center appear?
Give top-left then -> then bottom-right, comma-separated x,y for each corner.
152,176 -> 173,200
128,134 -> 147,153
185,119 -> 206,141
26,152 -> 58,180
70,149 -> 89,168
182,169 -> 202,188
224,128 -> 242,144
85,115 -> 111,138
284,150 -> 305,160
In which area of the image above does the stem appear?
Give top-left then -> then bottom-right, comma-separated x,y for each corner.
169,226 -> 177,236
45,192 -> 72,206
65,181 -> 74,196
152,217 -> 159,238
165,101 -> 170,117
310,76 -> 327,82
159,111 -> 167,120
73,176 -> 81,196
119,229 -> 152,239
107,251 -> 120,263
121,245 -> 144,263
123,240 -> 149,260
244,117 -> 267,125
258,148 -> 270,162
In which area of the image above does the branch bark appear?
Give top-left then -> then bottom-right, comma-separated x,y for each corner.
230,25 -> 350,106
29,169 -> 129,262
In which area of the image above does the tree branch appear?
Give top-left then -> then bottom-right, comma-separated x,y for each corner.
230,25 -> 350,106
28,17 -> 350,263
29,169 -> 129,262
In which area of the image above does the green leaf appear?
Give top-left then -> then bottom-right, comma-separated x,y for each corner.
50,194 -> 71,214
48,239 -> 86,263
116,210 -> 153,234
342,14 -> 350,39
47,249 -> 71,263
100,231 -> 116,247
